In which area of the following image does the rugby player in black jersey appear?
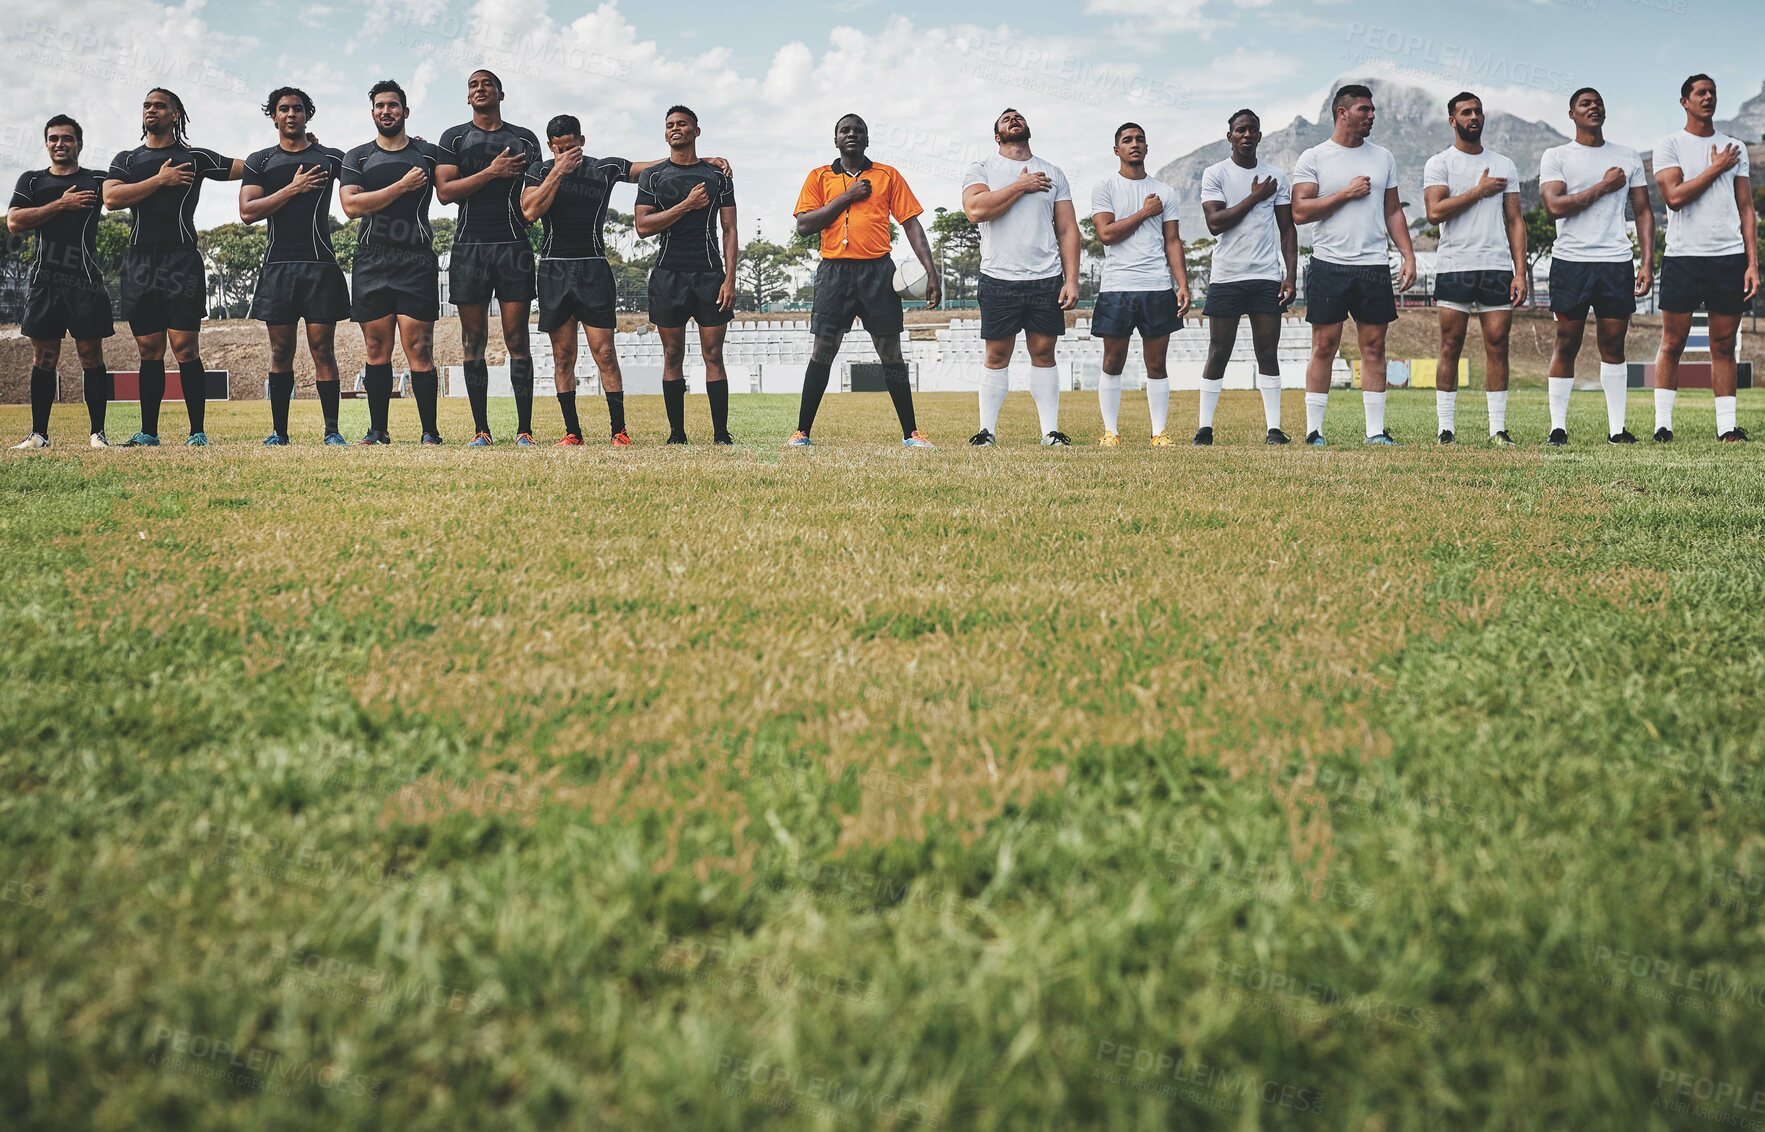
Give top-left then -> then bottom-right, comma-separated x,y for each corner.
240,87 -> 350,446
102,88 -> 243,446
339,80 -> 447,444
434,70 -> 542,446
633,106 -> 739,445
7,115 -> 113,449
521,114 -> 731,445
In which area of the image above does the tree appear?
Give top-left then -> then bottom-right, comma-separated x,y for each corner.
330,216 -> 361,273
430,217 -> 455,259
1184,236 -> 1217,293
1077,217 -> 1105,300
197,222 -> 267,317
736,235 -> 809,311
930,209 -> 980,302
1522,206 -> 1555,272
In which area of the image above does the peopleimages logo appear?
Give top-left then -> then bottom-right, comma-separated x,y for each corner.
147,1027 -> 384,1098
1342,22 -> 1577,94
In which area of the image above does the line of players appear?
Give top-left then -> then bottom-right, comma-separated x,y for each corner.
5,73 -> 1756,450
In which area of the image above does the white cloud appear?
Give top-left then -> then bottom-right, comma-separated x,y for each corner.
1081,0 -> 1218,36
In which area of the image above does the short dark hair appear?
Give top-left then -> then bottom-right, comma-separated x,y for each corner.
368,80 -> 407,108
470,69 -> 504,94
1569,86 -> 1601,108
666,104 -> 698,125
1682,73 -> 1715,100
1227,108 -> 1259,129
1447,91 -> 1481,116
546,114 -> 581,140
1332,84 -> 1373,115
44,114 -> 82,144
993,107 -> 1021,134
263,86 -> 315,119
835,112 -> 866,130
1114,121 -> 1145,144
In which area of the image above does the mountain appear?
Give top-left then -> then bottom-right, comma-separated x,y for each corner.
1155,78 -> 1569,234
1717,82 -> 1765,144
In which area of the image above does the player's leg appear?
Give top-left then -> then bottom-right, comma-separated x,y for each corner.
550,318 -> 583,444
1653,311 -> 1690,441
700,322 -> 732,444
73,337 -> 110,446
1358,320 -> 1395,444
1196,313 -> 1238,445
1247,311 -> 1286,443
1141,333 -> 1171,445
306,322 -> 345,443
457,302 -> 493,444
1436,307 -> 1469,443
359,314 -> 394,444
584,327 -> 628,443
128,330 -> 169,445
500,299 -> 534,444
1479,309 -> 1513,443
167,327 -> 208,445
396,317 -> 440,443
974,336 -> 1012,445
16,337 -> 60,448
1025,330 -> 1065,445
1709,312 -> 1744,440
265,323 -> 300,444
658,326 -> 688,443
1305,321 -> 1343,444
794,327 -> 845,445
1547,317 -> 1584,444
872,331 -> 924,445
1594,316 -> 1633,442
1097,334 -> 1128,444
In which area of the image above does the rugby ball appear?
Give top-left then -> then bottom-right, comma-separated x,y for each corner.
892,258 -> 929,300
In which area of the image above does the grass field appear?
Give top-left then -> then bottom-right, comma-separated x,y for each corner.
5,388 -> 1765,1131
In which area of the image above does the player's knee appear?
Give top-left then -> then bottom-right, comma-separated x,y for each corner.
75,342 -> 105,369
591,345 -> 619,371
31,344 -> 60,369
702,345 -> 725,366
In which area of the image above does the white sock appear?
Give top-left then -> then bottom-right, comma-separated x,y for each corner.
979,367 -> 1008,433
1098,371 -> 1122,434
1029,365 -> 1061,436
1654,387 -> 1677,432
1258,373 -> 1282,431
1363,390 -> 1386,439
1198,377 -> 1223,429
1600,361 -> 1628,436
1436,390 -> 1457,434
1305,392 -> 1328,437
1716,394 -> 1738,436
1548,376 -> 1573,432
1486,390 -> 1508,436
1147,377 -> 1170,436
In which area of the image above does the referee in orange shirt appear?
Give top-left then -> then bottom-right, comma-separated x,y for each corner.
789,113 -> 940,447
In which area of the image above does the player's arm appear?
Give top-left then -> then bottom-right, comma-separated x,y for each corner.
240,164 -> 330,223
1630,184 -> 1655,294
340,168 -> 426,218
1054,198 -> 1080,309
103,159 -> 193,209
434,147 -> 527,204
1202,176 -> 1276,235
1091,197 -> 1163,245
1738,175 -> 1759,301
1503,191 -> 1529,305
520,149 -> 579,222
1289,176 -> 1370,225
222,158 -> 246,181
796,182 -> 868,235
6,184 -> 95,233
1655,143 -> 1742,210
717,203 -> 739,310
962,167 -> 1051,223
1385,186 -> 1416,291
1541,166 -> 1627,219
633,181 -> 711,237
1163,219 -> 1191,315
1424,168 -> 1507,225
902,214 -> 940,310
1276,202 -> 1299,305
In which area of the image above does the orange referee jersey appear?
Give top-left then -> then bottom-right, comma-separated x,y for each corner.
793,158 -> 923,260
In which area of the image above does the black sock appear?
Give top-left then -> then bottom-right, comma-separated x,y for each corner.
511,356 -> 534,435
606,390 -> 626,437
465,360 -> 490,434
178,360 -> 206,435
798,360 -> 832,435
365,363 -> 394,433
884,362 -> 917,437
268,372 -> 294,436
83,368 -> 109,433
707,378 -> 730,437
412,370 -> 440,434
316,380 -> 341,434
138,359 -> 165,436
663,379 -> 686,436
29,367 -> 55,437
557,390 -> 580,437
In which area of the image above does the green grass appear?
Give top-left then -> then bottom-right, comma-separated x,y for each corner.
4,388 -> 1765,1130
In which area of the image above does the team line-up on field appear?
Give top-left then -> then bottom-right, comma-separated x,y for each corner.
4,70 -> 1757,452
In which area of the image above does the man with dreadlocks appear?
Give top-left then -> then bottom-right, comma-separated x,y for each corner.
102,88 -> 244,446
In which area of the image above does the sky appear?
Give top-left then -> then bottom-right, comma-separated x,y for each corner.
5,0 -> 1763,242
